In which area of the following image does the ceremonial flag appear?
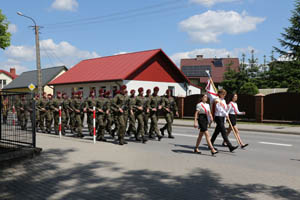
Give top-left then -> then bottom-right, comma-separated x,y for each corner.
205,78 -> 218,104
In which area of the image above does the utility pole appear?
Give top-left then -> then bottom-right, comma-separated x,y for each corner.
17,12 -> 42,96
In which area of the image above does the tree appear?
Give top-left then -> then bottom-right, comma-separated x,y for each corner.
0,9 -> 11,49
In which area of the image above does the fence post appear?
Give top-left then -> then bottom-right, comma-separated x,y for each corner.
32,93 -> 36,148
176,97 -> 184,119
255,93 -> 265,123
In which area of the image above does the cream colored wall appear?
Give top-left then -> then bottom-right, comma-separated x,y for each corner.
0,73 -> 13,88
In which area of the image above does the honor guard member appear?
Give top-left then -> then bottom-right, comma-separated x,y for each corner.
149,87 -> 163,141
111,90 -> 120,137
62,93 -> 71,132
79,91 -> 86,123
95,89 -> 107,141
37,92 -> 48,133
35,94 -> 40,129
144,89 -> 151,136
111,85 -> 128,145
123,89 -> 130,133
210,89 -> 238,152
51,91 -> 65,135
69,92 -> 76,133
135,87 -> 148,143
104,91 -> 113,137
127,89 -> 137,137
70,92 -> 84,138
86,90 -> 97,136
45,94 -> 53,133
18,95 -> 29,130
160,89 -> 179,139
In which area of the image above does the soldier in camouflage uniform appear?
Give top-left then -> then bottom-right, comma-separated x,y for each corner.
123,90 -> 129,134
35,94 -> 40,129
86,90 -> 97,136
144,89 -> 151,136
37,92 -> 48,133
160,89 -> 179,139
149,87 -> 163,141
135,87 -> 148,143
79,91 -> 86,124
69,92 -> 76,133
63,93 -> 71,132
45,94 -> 53,133
95,89 -> 107,141
111,90 -> 120,137
127,89 -> 137,138
51,92 -> 65,135
18,95 -> 29,130
111,85 -> 128,145
104,91 -> 113,137
70,92 -> 84,138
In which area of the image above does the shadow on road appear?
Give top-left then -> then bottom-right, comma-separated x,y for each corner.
0,148 -> 299,200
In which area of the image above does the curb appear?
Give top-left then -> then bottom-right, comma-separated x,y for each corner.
158,123 -> 300,136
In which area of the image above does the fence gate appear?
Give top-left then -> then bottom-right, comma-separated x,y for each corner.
0,91 -> 36,154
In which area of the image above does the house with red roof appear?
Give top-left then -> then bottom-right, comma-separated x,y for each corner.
0,68 -> 17,90
49,49 -> 200,97
180,55 -> 240,88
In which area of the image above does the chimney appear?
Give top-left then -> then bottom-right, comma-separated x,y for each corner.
196,55 -> 203,60
10,68 -> 16,77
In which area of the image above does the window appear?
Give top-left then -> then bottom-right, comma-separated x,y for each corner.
213,58 -> 223,67
3,80 -> 6,86
168,86 -> 175,96
181,66 -> 211,77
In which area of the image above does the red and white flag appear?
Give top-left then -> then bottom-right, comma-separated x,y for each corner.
205,79 -> 218,104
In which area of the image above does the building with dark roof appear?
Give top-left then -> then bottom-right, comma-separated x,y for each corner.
50,49 -> 200,97
3,66 -> 67,94
0,68 -> 17,90
180,55 -> 240,87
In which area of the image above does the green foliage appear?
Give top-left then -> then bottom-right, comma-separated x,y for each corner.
239,82 -> 259,95
288,79 -> 300,93
0,9 -> 11,50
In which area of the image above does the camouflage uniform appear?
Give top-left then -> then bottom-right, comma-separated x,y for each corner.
149,93 -> 163,140
160,95 -> 178,138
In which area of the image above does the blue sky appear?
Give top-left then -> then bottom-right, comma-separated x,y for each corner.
0,0 -> 295,73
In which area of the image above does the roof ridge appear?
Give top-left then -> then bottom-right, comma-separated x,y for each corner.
81,48 -> 162,62
21,66 -> 66,73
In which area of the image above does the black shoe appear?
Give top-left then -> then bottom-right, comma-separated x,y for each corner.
168,135 -> 174,139
158,135 -> 163,141
194,148 -> 201,154
135,136 -> 142,141
142,137 -> 148,143
241,144 -> 249,149
211,150 -> 219,156
160,128 -> 165,136
230,146 -> 239,152
149,134 -> 154,139
208,146 -> 218,151
119,140 -> 124,145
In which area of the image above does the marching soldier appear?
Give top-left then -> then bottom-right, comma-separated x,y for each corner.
135,87 -> 148,143
104,91 -> 113,137
70,92 -> 84,138
127,89 -> 137,137
86,90 -> 97,136
69,92 -> 76,133
144,89 -> 151,136
95,89 -> 107,141
79,91 -> 86,124
51,91 -> 65,135
160,89 -> 179,139
149,87 -> 163,141
45,94 -> 53,133
123,89 -> 129,134
37,92 -> 48,133
111,85 -> 128,145
63,93 -> 72,132
35,94 -> 40,128
18,95 -> 29,130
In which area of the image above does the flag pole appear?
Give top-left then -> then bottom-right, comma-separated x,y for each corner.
205,71 -> 241,146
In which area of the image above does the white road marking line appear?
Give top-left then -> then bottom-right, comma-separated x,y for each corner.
259,142 -> 292,147
173,133 -> 235,141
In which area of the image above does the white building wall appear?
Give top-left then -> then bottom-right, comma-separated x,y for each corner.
53,80 -> 201,98
0,73 -> 13,89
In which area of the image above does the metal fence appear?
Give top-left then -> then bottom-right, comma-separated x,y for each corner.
0,91 -> 36,154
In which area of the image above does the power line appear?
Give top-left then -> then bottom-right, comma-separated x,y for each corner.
43,0 -> 185,28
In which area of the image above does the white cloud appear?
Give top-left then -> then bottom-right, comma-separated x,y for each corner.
0,59 -> 29,74
190,0 -> 240,7
3,39 -> 100,69
113,51 -> 128,55
7,24 -> 17,34
51,0 -> 78,11
179,10 -> 265,43
171,47 -> 256,66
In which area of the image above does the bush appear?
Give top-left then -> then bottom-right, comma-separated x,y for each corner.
239,82 -> 259,95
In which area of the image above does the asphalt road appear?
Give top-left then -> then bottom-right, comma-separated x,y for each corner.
1,125 -> 299,200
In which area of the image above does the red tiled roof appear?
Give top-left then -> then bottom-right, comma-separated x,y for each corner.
50,49 -> 190,85
180,58 -> 239,83
0,70 -> 18,79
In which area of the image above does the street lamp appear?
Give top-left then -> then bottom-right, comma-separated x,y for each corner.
17,12 -> 42,96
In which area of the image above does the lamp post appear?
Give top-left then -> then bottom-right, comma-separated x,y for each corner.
17,12 -> 42,96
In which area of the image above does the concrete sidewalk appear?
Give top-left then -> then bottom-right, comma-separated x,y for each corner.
159,119 -> 300,135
